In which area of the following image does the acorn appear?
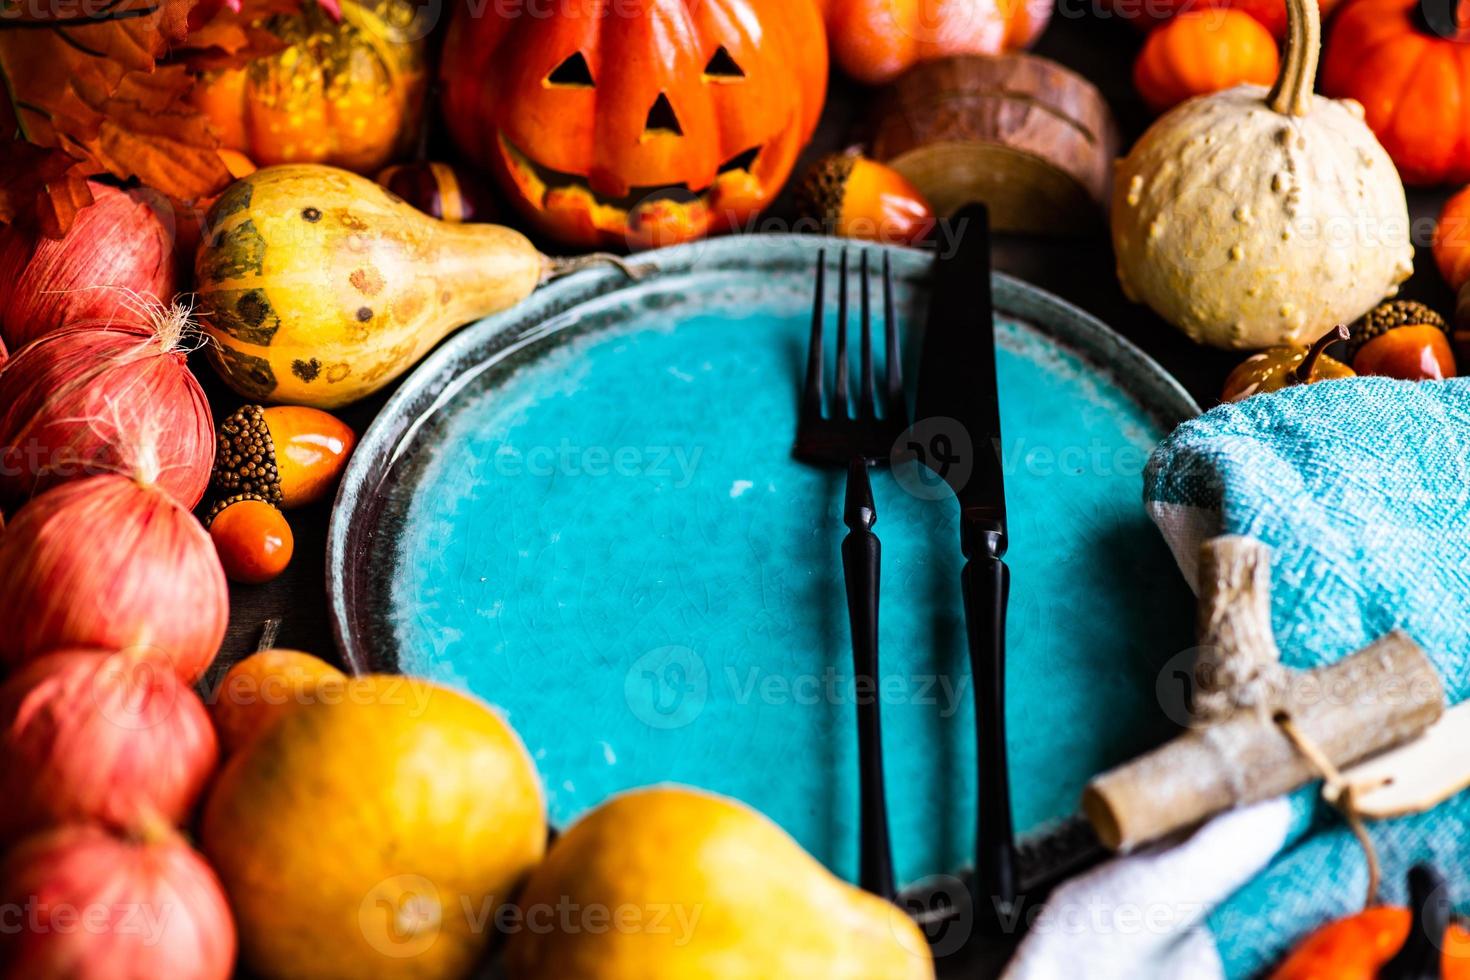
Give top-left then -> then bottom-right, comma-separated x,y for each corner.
1348,300 -> 1456,381
795,152 -> 935,246
1221,324 -> 1355,402
214,405 -> 356,509
376,161 -> 498,224
205,493 -> 294,585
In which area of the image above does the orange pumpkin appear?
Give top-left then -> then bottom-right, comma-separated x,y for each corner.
191,0 -> 427,174
824,0 -> 1051,86
438,0 -> 828,251
1272,866 -> 1470,979
1105,0 -> 1341,36
1322,0 -> 1470,185
1435,185 -> 1470,290
1134,10 -> 1281,114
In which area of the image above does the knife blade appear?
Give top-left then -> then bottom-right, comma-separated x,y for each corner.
915,204 -> 1007,544
913,203 -> 1019,931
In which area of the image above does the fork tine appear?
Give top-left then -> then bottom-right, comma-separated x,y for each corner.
882,252 -> 906,424
835,250 -> 850,421
804,250 -> 826,420
859,251 -> 875,420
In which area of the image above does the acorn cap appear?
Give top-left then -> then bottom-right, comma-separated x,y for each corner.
204,491 -> 274,528
1348,300 -> 1448,359
794,153 -> 858,232
213,404 -> 282,504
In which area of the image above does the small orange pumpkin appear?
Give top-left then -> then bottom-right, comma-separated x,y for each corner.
191,0 -> 427,174
1272,866 -> 1470,979
824,0 -> 1052,87
1323,0 -> 1470,185
1134,10 -> 1282,114
1434,185 -> 1470,291
439,0 -> 828,250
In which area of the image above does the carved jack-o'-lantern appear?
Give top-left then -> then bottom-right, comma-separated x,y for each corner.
439,0 -> 828,250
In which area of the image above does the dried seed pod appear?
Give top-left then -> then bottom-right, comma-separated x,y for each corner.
214,405 -> 355,508
1349,300 -> 1456,381
795,153 -> 934,246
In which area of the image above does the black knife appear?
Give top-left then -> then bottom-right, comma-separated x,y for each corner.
913,203 -> 1017,930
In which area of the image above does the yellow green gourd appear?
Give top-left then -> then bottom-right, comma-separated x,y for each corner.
196,164 -> 627,408
1111,0 -> 1413,350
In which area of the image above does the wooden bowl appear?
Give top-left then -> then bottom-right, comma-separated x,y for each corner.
871,54 -> 1121,236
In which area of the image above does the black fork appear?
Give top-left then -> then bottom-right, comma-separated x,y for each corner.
795,248 -> 910,901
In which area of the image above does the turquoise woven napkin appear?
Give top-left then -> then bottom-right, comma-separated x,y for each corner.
1144,376 -> 1470,977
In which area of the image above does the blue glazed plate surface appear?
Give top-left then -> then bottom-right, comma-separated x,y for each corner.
328,236 -> 1198,887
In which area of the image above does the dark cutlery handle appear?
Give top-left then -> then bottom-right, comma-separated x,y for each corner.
962,548 -> 1018,927
842,459 -> 895,901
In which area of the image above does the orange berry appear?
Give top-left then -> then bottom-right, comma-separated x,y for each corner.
208,497 -> 294,584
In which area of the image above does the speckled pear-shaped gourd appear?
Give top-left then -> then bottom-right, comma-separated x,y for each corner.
1111,0 -> 1413,350
196,164 -> 548,408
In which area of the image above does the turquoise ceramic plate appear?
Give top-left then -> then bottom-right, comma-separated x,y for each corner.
328,235 -> 1198,889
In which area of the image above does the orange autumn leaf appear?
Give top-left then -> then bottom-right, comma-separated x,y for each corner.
91,65 -> 235,200
173,0 -> 304,70
0,0 -> 228,235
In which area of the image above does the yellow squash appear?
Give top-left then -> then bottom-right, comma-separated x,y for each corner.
504,786 -> 935,980
197,164 -> 567,408
201,674 -> 546,979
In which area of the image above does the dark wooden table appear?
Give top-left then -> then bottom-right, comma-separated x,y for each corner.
199,12 -> 1458,974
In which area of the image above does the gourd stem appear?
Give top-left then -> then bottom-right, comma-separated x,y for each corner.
546,253 -> 654,282
1380,865 -> 1450,980
1291,324 -> 1348,385
1267,0 -> 1321,117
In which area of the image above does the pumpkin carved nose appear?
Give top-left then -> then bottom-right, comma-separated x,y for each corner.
644,93 -> 683,137
547,51 -> 594,88
704,46 -> 745,80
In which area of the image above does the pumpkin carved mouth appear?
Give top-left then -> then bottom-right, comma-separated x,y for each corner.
498,134 -> 764,216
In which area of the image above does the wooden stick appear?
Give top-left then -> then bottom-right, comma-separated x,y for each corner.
1193,536 -> 1287,722
1084,631 -> 1443,851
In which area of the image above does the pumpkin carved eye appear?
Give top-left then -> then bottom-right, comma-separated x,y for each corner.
546,52 -> 594,88
703,46 -> 745,81
644,92 -> 683,137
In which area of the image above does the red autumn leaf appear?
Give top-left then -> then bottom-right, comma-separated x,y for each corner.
0,142 -> 93,238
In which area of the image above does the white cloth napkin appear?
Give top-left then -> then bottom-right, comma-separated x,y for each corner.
1002,800 -> 1292,980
